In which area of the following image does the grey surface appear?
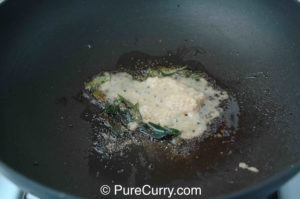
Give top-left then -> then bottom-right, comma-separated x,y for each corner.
0,173 -> 23,199
279,172 -> 300,199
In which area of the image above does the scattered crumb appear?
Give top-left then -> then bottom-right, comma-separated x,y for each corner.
239,162 -> 259,173
127,122 -> 138,131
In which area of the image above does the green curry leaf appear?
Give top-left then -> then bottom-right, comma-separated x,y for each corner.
132,66 -> 188,81
158,66 -> 187,76
118,95 -> 142,121
139,122 -> 181,139
85,72 -> 110,91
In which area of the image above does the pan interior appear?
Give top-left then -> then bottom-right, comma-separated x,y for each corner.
0,0 -> 300,198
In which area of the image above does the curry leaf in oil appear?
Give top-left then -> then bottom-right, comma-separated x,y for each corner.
132,66 -> 188,81
102,96 -> 141,135
157,66 -> 187,76
118,95 -> 142,121
139,122 -> 181,139
85,72 -> 110,91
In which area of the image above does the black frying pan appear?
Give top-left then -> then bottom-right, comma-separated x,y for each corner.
0,0 -> 300,198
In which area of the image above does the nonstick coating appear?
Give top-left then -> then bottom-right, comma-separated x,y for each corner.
0,0 -> 300,198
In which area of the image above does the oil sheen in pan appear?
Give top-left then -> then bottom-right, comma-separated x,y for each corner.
81,51 -> 240,186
